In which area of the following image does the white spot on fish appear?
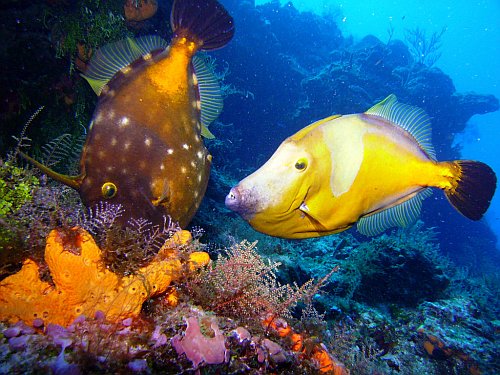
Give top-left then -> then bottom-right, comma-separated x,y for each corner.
120,117 -> 130,127
167,149 -> 174,155
181,166 -> 187,174
145,137 -> 152,147
197,151 -> 204,159
111,137 -> 117,146
194,135 -> 201,143
95,113 -> 103,123
192,73 -> 198,85
143,53 -> 152,61
190,161 -> 196,168
194,191 -> 199,198
196,100 -> 201,110
182,144 -> 190,150
106,166 -> 114,172
197,174 -> 202,182
124,141 -> 131,150
160,164 -> 165,170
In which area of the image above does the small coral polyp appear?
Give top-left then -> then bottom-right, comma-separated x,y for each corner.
0,227 -> 209,327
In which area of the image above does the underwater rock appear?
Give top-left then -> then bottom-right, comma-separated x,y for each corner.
0,228 -> 209,326
451,92 -> 499,123
352,234 -> 450,306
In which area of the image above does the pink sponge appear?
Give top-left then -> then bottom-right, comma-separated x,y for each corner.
172,316 -> 228,368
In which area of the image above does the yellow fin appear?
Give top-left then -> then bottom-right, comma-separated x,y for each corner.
201,124 -> 216,139
357,188 -> 433,236
192,54 -> 223,138
366,94 -> 436,160
81,36 -> 168,96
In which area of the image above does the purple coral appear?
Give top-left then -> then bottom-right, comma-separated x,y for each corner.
171,316 -> 228,369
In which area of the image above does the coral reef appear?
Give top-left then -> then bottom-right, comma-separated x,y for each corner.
0,227 -> 209,326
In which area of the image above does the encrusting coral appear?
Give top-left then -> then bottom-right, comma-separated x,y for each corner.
0,227 -> 209,327
263,314 -> 349,374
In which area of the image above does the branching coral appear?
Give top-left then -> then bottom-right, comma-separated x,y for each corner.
404,27 -> 446,67
185,239 -> 325,324
0,227 -> 209,327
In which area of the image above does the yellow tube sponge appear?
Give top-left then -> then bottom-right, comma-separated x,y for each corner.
0,227 -> 209,326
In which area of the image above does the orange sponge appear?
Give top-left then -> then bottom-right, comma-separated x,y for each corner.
0,227 -> 209,327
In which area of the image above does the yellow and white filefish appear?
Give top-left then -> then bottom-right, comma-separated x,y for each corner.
226,95 -> 497,239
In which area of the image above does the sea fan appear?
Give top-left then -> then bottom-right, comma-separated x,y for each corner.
78,201 -> 125,237
79,204 -> 182,275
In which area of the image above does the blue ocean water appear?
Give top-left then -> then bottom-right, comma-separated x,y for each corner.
252,0 -> 500,249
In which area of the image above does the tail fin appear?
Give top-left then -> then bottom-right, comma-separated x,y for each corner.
171,0 -> 235,51
445,161 -> 496,220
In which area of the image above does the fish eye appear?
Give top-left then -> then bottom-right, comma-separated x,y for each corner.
295,158 -> 308,171
101,182 -> 118,199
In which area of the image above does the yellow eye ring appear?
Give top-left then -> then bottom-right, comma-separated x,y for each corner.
101,182 -> 117,199
295,158 -> 308,171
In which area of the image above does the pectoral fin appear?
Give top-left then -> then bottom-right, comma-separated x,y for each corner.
299,201 -> 329,226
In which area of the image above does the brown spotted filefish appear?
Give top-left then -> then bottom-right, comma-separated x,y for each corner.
22,0 -> 235,227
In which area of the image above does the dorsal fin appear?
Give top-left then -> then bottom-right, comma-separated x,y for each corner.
366,94 -> 436,160
81,35 -> 168,96
357,188 -> 433,236
290,115 -> 342,142
192,54 -> 223,139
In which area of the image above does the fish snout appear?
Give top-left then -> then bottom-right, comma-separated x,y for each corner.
225,185 -> 255,219
225,186 -> 242,211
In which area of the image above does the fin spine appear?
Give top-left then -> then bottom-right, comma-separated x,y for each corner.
291,115 -> 342,142
19,152 -> 83,190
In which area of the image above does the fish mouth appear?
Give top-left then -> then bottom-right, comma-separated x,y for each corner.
225,186 -> 257,219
